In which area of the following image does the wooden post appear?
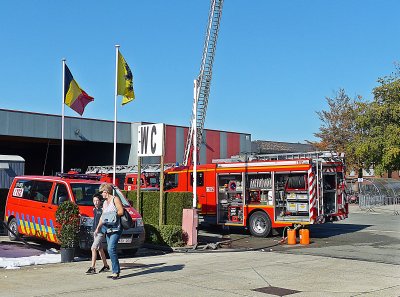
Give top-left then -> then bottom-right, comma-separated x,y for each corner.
159,155 -> 165,226
137,157 -> 141,212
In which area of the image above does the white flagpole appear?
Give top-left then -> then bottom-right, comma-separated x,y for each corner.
193,79 -> 198,208
61,59 -> 66,174
113,45 -> 120,185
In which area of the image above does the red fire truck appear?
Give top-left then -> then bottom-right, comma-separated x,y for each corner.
124,172 -> 159,191
164,151 -> 348,237
85,164 -> 169,191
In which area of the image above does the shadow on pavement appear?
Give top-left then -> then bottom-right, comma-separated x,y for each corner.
119,264 -> 184,279
120,262 -> 166,271
309,223 -> 372,238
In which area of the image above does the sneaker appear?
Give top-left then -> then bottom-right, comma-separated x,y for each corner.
86,267 -> 96,274
99,265 -> 110,273
107,273 -> 120,280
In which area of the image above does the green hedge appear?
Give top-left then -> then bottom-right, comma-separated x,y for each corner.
122,191 -> 192,226
122,191 -> 192,247
144,224 -> 186,247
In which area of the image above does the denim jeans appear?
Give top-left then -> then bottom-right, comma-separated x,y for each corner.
106,228 -> 122,274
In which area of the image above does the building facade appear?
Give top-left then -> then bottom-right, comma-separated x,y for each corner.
0,109 -> 251,175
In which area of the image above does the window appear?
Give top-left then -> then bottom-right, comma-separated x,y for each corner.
148,177 -> 159,187
13,180 -> 34,199
52,184 -> 69,205
190,172 -> 204,187
165,173 -> 179,190
32,181 -> 53,202
70,183 -> 100,206
323,174 -> 336,191
13,180 -> 53,203
126,177 -> 134,184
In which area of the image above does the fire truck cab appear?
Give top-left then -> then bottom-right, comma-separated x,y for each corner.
164,151 -> 348,237
124,173 -> 160,191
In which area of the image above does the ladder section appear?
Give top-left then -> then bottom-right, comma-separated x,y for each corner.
251,151 -> 344,162
212,151 -> 344,163
183,0 -> 224,165
86,164 -> 174,174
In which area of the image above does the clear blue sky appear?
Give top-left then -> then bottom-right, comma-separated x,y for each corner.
0,0 -> 399,143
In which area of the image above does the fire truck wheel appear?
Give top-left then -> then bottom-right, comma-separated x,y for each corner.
249,211 -> 271,237
8,218 -> 20,241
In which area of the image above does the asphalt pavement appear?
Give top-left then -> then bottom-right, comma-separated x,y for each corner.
0,204 -> 399,297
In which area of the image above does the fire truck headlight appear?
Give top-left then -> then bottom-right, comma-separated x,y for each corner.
136,218 -> 144,227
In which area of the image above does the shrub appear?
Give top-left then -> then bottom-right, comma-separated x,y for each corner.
144,224 -> 185,247
122,190 -> 192,247
55,201 -> 80,248
123,191 -> 192,226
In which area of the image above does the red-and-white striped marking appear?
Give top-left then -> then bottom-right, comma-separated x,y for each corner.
323,167 -> 335,172
308,170 -> 316,223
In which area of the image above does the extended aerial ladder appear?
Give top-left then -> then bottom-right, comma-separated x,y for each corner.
85,164 -> 174,174
183,0 -> 224,166
212,151 -> 346,163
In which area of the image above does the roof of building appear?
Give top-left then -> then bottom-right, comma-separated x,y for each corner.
251,140 -> 315,154
0,155 -> 25,162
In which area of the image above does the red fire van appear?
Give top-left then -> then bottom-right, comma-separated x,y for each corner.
3,173 -> 145,253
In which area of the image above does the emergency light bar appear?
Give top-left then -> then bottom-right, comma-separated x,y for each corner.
56,172 -> 101,181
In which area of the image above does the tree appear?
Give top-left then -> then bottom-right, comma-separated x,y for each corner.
312,89 -> 362,171
354,66 -> 400,176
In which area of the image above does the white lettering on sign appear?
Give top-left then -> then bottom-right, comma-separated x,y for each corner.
13,188 -> 23,197
138,124 -> 164,157
206,187 -> 215,192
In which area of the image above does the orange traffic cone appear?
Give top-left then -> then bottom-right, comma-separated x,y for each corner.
299,228 -> 310,245
287,229 -> 296,245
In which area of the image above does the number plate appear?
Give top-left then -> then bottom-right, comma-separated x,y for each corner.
118,237 -> 132,244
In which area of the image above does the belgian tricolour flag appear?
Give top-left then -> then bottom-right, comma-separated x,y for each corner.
64,65 -> 94,115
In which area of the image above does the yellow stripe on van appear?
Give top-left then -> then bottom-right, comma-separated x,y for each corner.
35,222 -> 41,236
19,219 -> 26,234
41,224 -> 47,237
47,225 -> 55,242
29,220 -> 36,236
24,220 -> 31,235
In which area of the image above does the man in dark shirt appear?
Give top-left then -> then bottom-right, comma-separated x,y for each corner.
86,193 -> 109,274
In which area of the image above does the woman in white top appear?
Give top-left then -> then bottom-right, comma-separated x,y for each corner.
95,183 -> 124,280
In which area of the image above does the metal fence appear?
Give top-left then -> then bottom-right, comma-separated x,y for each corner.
358,178 -> 400,215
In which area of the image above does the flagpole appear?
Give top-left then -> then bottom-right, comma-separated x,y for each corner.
113,45 -> 120,185
193,79 -> 198,208
61,59 -> 66,174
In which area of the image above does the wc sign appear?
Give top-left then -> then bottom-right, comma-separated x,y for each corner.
137,124 -> 164,156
